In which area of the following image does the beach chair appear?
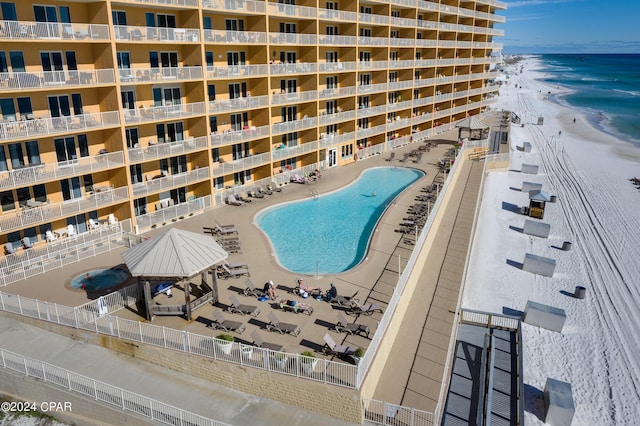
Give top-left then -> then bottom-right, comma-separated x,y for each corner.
88,218 -> 101,230
267,183 -> 282,193
335,313 -> 370,338
228,295 -> 261,317
209,310 -> 246,334
293,174 -> 306,184
248,189 -> 264,199
226,194 -> 244,206
385,152 -> 395,162
108,213 -> 118,225
322,333 -> 356,356
331,291 -> 359,307
67,224 -> 77,237
258,186 -> 272,196
266,312 -> 301,336
217,264 -> 250,279
237,192 -> 252,203
222,260 -> 249,270
4,243 -> 16,255
243,279 -> 265,298
278,299 -> 314,316
347,301 -> 384,316
45,230 -> 59,243
250,330 -> 285,352
214,221 -> 238,235
22,236 -> 33,249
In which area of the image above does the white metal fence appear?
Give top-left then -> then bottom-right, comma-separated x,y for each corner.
0,348 -> 231,426
363,398 -> 435,426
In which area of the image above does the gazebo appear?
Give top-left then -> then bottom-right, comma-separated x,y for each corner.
122,228 -> 228,321
455,116 -> 490,142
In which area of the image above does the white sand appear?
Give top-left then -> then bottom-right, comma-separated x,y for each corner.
462,56 -> 640,425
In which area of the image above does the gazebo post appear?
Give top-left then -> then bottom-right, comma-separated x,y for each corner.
184,279 -> 192,321
143,280 -> 153,321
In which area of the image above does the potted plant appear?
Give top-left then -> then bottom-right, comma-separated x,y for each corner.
299,351 -> 318,375
215,333 -> 234,355
353,348 -> 365,365
271,352 -> 289,369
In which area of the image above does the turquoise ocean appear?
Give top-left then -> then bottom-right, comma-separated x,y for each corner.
537,54 -> 640,147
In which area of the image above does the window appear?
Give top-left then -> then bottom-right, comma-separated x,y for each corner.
205,51 -> 214,68
112,10 -> 127,26
126,128 -> 139,148
0,98 -> 16,121
0,52 -> 7,73
17,97 -> 33,118
233,170 -> 250,185
390,30 -> 399,38
60,177 -> 82,201
160,52 -> 178,68
230,112 -> 247,131
149,51 -> 160,68
121,90 -> 135,110
156,14 -> 176,28
0,145 -> 7,171
414,70 -> 420,80
326,1 -> 337,9
326,124 -> 337,135
358,96 -> 369,109
326,100 -> 337,114
1,2 -> 17,21
83,174 -> 93,193
281,132 -> 298,147
170,155 -> 187,174
391,10 -> 400,18
280,157 -> 296,170
211,148 -> 219,162
214,177 -> 223,189
32,184 -> 46,202
1,190 -> 15,211
326,26 -> 338,35
8,143 -> 24,168
134,198 -> 147,216
359,51 -> 370,62
203,16 -> 211,30
229,82 -> 247,99
227,51 -> 246,66
281,106 -> 297,122
225,19 -> 244,31
359,73 -> 371,86
341,143 -> 353,160
279,22 -> 296,33
280,79 -> 296,94
25,141 -> 40,165
54,135 -> 88,163
360,6 -> 371,14
359,28 -> 371,37
390,51 -> 399,61
231,142 -> 249,160
170,187 -> 186,204
280,51 -> 296,63
40,52 -> 64,72
326,76 -> 337,89
389,71 -> 398,82
152,87 -> 181,106
47,95 -> 71,117
208,84 -> 216,101
326,51 -> 338,63
358,117 -> 369,129
9,51 -> 24,72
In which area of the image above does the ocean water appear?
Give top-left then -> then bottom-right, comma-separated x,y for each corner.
538,54 -> 640,146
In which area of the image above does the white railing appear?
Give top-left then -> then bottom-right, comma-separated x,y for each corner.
387,100 -> 413,112
128,137 -> 208,163
357,105 -> 387,118
266,3 -> 317,18
203,30 -> 266,44
206,64 -> 268,79
272,116 -> 317,135
358,60 -> 389,71
362,398 -> 434,426
76,283 -> 142,319
355,143 -> 384,160
358,37 -> 389,46
318,131 -> 355,148
118,66 -> 202,83
0,20 -> 109,40
271,90 -> 317,105
318,8 -> 357,22
386,135 -> 411,150
136,196 -> 210,229
357,82 -> 388,94
120,0 -> 198,7
273,140 -> 318,160
319,109 -> 355,125
0,151 -> 125,190
0,186 -> 129,234
356,124 -> 386,139
0,111 -> 120,141
0,69 -> 115,91
132,168 -> 210,197
114,25 -> 200,42
318,62 -> 357,73
123,102 -> 206,124
459,308 -> 520,331
0,222 -> 128,287
209,95 -> 268,113
318,35 -> 356,45
268,33 -> 316,45
387,118 -> 410,131
210,125 -> 270,147
270,62 -> 316,75
0,348 -> 230,426
318,86 -> 356,99
389,38 -> 415,47
413,96 -> 435,107
212,152 -> 270,177
358,13 -> 388,25
202,0 -> 265,13
389,17 -> 416,27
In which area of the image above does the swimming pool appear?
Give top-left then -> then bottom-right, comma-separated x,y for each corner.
256,167 -> 424,274
70,268 -> 129,291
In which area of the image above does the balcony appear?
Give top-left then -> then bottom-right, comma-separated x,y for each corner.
390,17 -> 416,27
357,61 -> 389,71
209,95 -> 268,114
358,37 -> 389,47
269,62 -> 316,75
387,100 -> 413,112
318,9 -> 357,22
128,137 -> 209,163
117,0 -> 198,8
413,96 -> 435,107
0,112 -> 120,142
0,20 -> 109,41
132,168 -> 210,198
393,60 -> 415,69
318,131 -> 354,148
206,64 -> 268,79
266,3 -> 317,18
318,35 -> 356,45
118,66 -> 203,83
135,196 -> 211,230
114,25 -> 199,43
388,80 -> 413,90
0,152 -> 125,190
202,0 -> 265,13
0,186 -> 129,234
203,30 -> 266,44
0,69 -> 115,91
358,14 -> 388,25
357,105 -> 387,118
356,124 -> 386,139
415,59 -> 437,68
271,90 -> 317,106
318,62 -> 356,73
417,0 -> 439,11
412,112 -> 432,125
268,33 -> 316,45
414,77 -> 436,88
210,125 -> 270,147
387,117 -> 410,131
389,38 -> 415,47
390,0 -> 416,6
212,152 -> 271,177
318,86 -> 356,99
357,83 -> 388,95
272,116 -> 317,135
273,140 -> 318,160
319,109 -> 355,126
123,103 -> 206,124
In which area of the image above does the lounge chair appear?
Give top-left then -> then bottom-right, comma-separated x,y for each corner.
278,299 -> 314,315
248,190 -> 264,199
258,186 -> 272,196
266,312 -> 301,336
335,313 -> 370,338
243,279 -> 265,298
331,291 -> 359,307
22,237 -> 33,249
250,330 -> 284,352
322,333 -> 356,356
228,295 -> 261,317
217,264 -> 250,279
214,222 -> 238,235
226,194 -> 245,206
108,213 -> 118,225
413,152 -> 423,163
222,260 -> 249,270
67,224 -> 77,237
4,243 -> 16,255
293,174 -> 306,184
385,152 -> 395,162
209,310 -> 246,334
237,192 -> 252,203
45,230 -> 59,243
347,301 -> 384,316
88,218 -> 101,230
267,183 -> 282,193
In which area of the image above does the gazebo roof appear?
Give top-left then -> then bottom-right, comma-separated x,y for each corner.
122,228 -> 228,278
529,190 -> 552,202
455,116 -> 490,130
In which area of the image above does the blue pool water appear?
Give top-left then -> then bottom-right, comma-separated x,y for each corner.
70,268 -> 129,291
256,167 -> 424,274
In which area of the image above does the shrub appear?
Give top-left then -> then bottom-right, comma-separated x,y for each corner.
300,350 -> 315,361
354,348 -> 365,358
216,333 -> 234,342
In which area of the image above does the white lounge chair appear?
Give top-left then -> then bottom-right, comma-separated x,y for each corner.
45,230 -> 59,243
108,213 -> 118,225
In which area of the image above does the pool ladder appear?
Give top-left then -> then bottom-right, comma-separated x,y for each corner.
309,188 -> 319,200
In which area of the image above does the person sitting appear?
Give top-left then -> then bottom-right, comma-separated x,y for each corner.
325,283 -> 338,302
264,280 -> 278,300
296,279 -> 321,298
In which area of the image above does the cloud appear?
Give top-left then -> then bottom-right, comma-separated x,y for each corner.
506,0 -> 581,7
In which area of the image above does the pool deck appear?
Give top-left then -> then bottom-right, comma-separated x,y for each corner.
0,125 -> 490,424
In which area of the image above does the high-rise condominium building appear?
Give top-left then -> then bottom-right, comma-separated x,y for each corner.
0,0 -> 505,253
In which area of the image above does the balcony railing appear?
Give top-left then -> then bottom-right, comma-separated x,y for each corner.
266,3 -> 317,18
0,152 -> 125,190
319,109 -> 355,126
271,90 -> 317,105
414,77 -> 436,88
358,14 -> 388,25
318,131 -> 355,148
318,86 -> 356,99
357,105 -> 387,118
118,66 -> 202,83
415,59 -> 437,67
203,30 -> 266,44
0,112 -> 120,141
213,152 -> 271,177
202,0 -> 265,13
209,95 -> 268,113
387,100 -> 413,112
114,25 -> 200,42
131,168 -> 210,197
387,117 -> 410,131
413,96 -> 435,107
123,102 -> 206,124
412,112 -> 432,125
357,82 -> 388,94
0,69 -> 115,91
269,62 -> 316,75
417,0 -> 439,11
128,137 -> 209,163
318,62 -> 357,73
135,196 -> 211,230
268,33 -> 316,45
272,116 -> 317,135
391,0 -> 416,7
356,123 -> 386,139
390,17 -> 416,27
272,140 -> 318,160
357,61 -> 389,71
358,36 -> 389,46
0,186 -> 129,234
0,20 -> 109,40
318,35 -> 356,45
389,38 -> 415,47
206,64 -> 268,79
317,9 -> 357,22
210,125 -> 270,147
392,60 -> 416,69
119,0 -> 198,7
388,80 -> 413,91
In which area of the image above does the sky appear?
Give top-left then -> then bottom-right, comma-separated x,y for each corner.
497,0 -> 640,54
